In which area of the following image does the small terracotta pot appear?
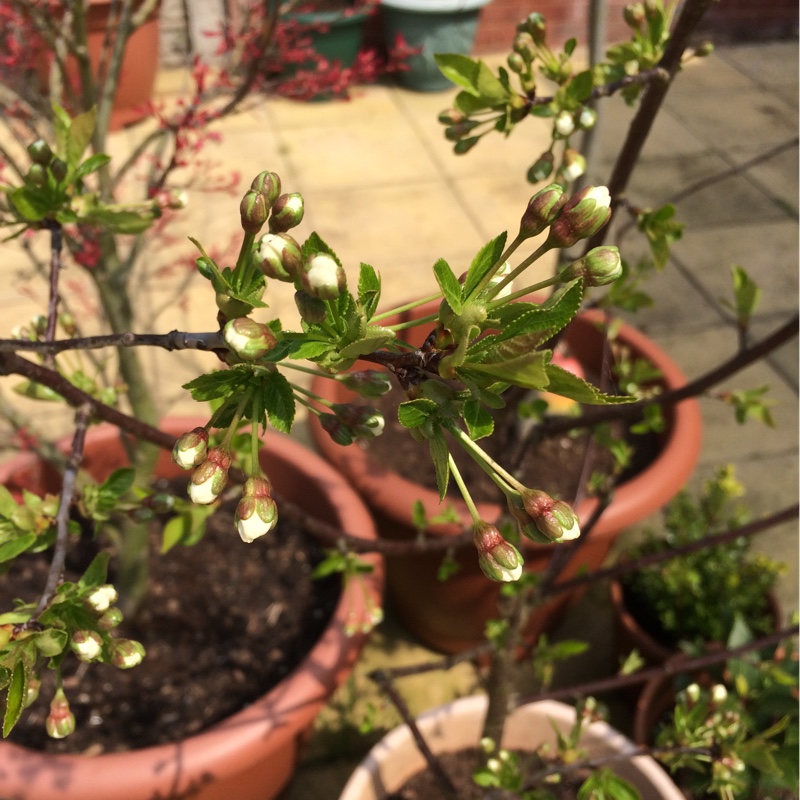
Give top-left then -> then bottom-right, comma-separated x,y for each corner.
309,302 -> 703,653
33,1 -> 160,131
0,418 -> 383,800
339,695 -> 684,800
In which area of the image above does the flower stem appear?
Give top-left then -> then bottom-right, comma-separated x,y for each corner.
447,453 -> 481,525
445,422 -> 523,494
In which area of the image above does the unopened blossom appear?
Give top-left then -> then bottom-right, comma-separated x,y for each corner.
269,192 -> 304,233
235,477 -> 278,543
554,110 -> 575,138
254,231 -> 302,281
518,183 -> 567,239
520,489 -> 581,542
240,189 -> 269,234
46,688 -> 75,739
546,185 -> 612,248
320,413 -> 354,446
301,253 -> 346,300
172,427 -> 209,470
578,107 -> 597,129
223,317 -> 277,361
189,447 -> 232,505
474,521 -> 523,582
70,630 -> 104,662
85,584 -> 118,613
111,639 -> 146,669
561,149 -> 586,182
527,152 -> 555,183
294,289 -> 327,324
559,246 -> 622,286
250,170 -> 281,205
338,370 -> 392,397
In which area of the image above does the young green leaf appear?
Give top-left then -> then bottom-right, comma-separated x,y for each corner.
397,398 -> 438,429
261,371 -> 295,433
182,370 -> 248,402
545,362 -> 634,405
463,398 -> 494,440
463,233 -> 507,299
428,432 -> 450,501
433,259 -> 463,313
358,263 -> 381,319
462,351 -> 549,390
77,552 -> 110,589
3,661 -> 26,737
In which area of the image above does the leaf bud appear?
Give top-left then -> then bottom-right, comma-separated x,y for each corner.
474,521 -> 523,582
240,189 -> 269,234
189,447 -> 232,505
319,413 -> 354,446
27,139 -> 53,165
561,148 -> 586,182
545,185 -> 611,248
254,232 -> 302,281
85,584 -> 118,613
70,629 -> 104,662
46,688 -> 75,739
301,253 -> 346,300
520,489 -> 580,542
250,170 -> 282,205
337,370 -> 392,397
527,152 -> 555,183
110,638 -> 146,669
223,316 -> 278,361
268,192 -> 304,233
172,426 -> 209,470
519,183 -> 567,238
559,246 -> 622,286
235,477 -> 278,543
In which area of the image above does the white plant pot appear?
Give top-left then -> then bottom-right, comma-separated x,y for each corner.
339,696 -> 683,800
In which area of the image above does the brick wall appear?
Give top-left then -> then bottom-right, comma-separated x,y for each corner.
472,0 -> 799,54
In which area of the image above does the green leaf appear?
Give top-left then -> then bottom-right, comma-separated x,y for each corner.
567,70 -> 595,102
397,399 -> 438,429
301,231 -> 341,267
3,661 -> 26,737
66,107 -> 97,170
0,487 -> 18,519
77,552 -> 110,590
339,327 -> 396,358
160,505 -> 212,553
433,259 -> 463,314
99,468 -> 135,500
463,233 -> 507,299
9,187 -> 51,222
183,370 -> 248,402
0,534 -> 37,563
428,433 -> 450,501
545,363 -> 635,405
729,263 -> 761,323
261,371 -> 295,433
73,152 -> 111,181
357,263 -> 381,319
463,398 -> 494,440
80,205 -> 159,234
289,340 -> 333,360
52,103 -> 71,157
462,351 -> 549,390
433,53 -> 481,92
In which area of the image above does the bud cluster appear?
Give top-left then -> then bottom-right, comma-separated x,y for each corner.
238,171 -> 296,235
25,138 -> 68,189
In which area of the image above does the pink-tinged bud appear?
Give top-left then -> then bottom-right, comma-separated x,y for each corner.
24,676 -> 41,709
46,688 -> 75,739
254,232 -> 302,281
235,477 -> 277,543
172,427 -> 209,470
70,629 -> 104,662
111,638 -> 146,669
333,404 -> 385,439
520,489 -> 580,542
98,606 -> 124,631
438,108 -> 466,125
268,192 -> 304,233
559,246 -> 622,286
554,110 -> 575,138
561,149 -> 586,182
240,190 -> 269,234
320,414 -> 354,446
474,522 -> 523,582
301,253 -> 346,300
223,317 -> 278,361
294,290 -> 328,324
85,584 -> 118,613
519,183 -> 567,239
250,170 -> 282,205
527,152 -> 555,183
338,370 -> 392,397
444,120 -> 480,142
189,447 -> 232,505
506,493 -> 552,545
624,3 -> 646,29
546,185 -> 611,248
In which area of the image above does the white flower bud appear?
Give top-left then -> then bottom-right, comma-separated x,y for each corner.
554,110 -> 575,137
70,630 -> 103,662
85,584 -> 118,613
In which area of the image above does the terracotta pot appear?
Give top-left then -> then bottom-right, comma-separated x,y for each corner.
309,302 -> 703,653
34,1 -> 160,131
609,576 -> 783,667
339,695 -> 684,800
0,418 -> 383,800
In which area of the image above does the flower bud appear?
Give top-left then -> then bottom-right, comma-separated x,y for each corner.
189,447 -> 232,504
27,139 -> 53,165
46,688 -> 75,739
254,231 -> 302,281
554,110 -> 575,138
546,185 -> 611,248
240,189 -> 269,234
559,246 -> 622,286
320,414 -> 354,446
438,108 -> 466,125
527,152 -> 555,183
24,676 -> 41,708
512,32 -> 536,63
338,370 -> 392,397
98,606 -> 124,631
250,170 -> 281,205
695,41 -> 714,58
49,158 -> 67,182
85,584 -> 118,613
623,3 -> 646,29
519,183 -> 567,239
578,107 -> 597,129
294,289 -> 328,324
711,684 -> 728,704
454,136 -> 480,155
520,489 -> 580,542
685,683 -> 701,704
561,149 -> 586,182
484,261 -> 514,299
172,427 -> 209,470
444,120 -> 480,142
27,164 -> 47,187
518,12 -> 546,45
474,522 -> 523,582
235,476 -> 278,543
35,629 -> 65,657
269,192 -> 304,233
70,629 -> 104,662
507,52 -> 526,74
223,316 -> 277,361
111,638 -> 146,669
301,253 -> 346,300
333,403 -> 384,439
215,291 -> 253,319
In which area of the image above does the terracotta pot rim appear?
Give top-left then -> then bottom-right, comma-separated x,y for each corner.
0,418 -> 383,798
309,307 -> 703,546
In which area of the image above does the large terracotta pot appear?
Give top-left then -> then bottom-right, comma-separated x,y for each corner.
339,695 -> 683,800
309,303 -> 702,654
0,418 -> 383,800
34,0 -> 160,131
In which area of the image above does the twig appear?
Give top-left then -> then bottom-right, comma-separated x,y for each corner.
43,221 -> 63,370
0,330 -> 226,355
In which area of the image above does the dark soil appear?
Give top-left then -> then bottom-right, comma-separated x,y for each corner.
1,488 -> 340,755
385,748 -> 585,800
366,384 -> 657,507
